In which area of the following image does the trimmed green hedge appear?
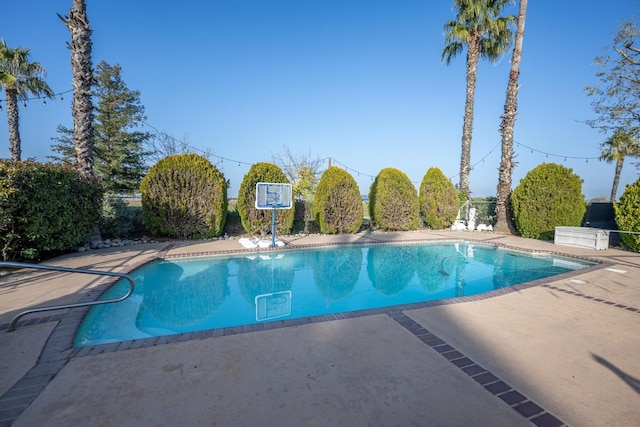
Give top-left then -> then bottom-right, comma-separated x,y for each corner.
236,162 -> 294,234
314,167 -> 362,234
0,160 -> 103,260
368,167 -> 419,231
614,178 -> 640,252
420,167 -> 458,229
140,154 -> 227,239
511,163 -> 586,240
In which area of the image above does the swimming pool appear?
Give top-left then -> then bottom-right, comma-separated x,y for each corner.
74,242 -> 594,347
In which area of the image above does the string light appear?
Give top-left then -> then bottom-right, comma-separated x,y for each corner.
2,86 -> 602,171
137,121 -> 605,188
0,89 -> 73,107
515,140 -> 598,162
1,85 -> 607,193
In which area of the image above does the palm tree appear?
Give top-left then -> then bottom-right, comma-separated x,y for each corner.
600,130 -> 640,202
442,0 -> 516,198
0,40 -> 54,161
494,0 -> 527,234
59,0 -> 95,178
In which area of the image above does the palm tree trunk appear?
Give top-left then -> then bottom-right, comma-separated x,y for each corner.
494,0 -> 528,234
459,37 -> 480,198
5,88 -> 21,161
63,0 -> 95,179
610,157 -> 624,202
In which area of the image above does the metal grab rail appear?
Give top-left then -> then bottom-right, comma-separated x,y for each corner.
1,261 -> 136,332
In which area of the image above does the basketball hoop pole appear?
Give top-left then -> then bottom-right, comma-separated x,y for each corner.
271,207 -> 276,247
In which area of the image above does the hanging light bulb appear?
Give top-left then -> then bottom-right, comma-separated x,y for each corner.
43,99 -> 47,106
23,102 -> 27,108
0,102 -> 2,111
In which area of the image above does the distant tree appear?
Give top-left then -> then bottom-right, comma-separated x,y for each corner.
442,0 -> 516,197
147,132 -> 193,163
272,146 -> 322,201
585,17 -> 640,139
0,40 -> 54,161
92,61 -> 151,193
495,0 -> 528,234
599,129 -> 640,202
272,147 -> 322,233
49,125 -> 76,166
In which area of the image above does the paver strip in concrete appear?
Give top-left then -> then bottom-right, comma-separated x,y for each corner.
406,283 -> 640,427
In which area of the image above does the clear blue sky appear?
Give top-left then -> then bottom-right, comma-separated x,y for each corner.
2,0 -> 639,200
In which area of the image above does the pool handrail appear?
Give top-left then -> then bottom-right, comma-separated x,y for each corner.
1,261 -> 136,332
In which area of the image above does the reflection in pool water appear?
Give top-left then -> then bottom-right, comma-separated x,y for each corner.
75,242 -> 594,347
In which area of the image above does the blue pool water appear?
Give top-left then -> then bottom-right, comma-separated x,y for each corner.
74,242 -> 593,347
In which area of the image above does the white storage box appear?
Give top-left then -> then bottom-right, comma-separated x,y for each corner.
554,226 -> 609,250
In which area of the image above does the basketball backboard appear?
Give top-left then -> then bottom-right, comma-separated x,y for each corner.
255,182 -> 292,209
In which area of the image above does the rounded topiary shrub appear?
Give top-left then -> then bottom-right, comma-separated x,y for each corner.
0,160 -> 102,260
614,178 -> 640,252
510,163 -> 586,240
237,162 -> 294,235
140,154 -> 227,239
420,167 -> 459,229
314,167 -> 362,234
368,167 -> 419,231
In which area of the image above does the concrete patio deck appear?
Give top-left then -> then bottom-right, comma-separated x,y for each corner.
1,230 -> 639,426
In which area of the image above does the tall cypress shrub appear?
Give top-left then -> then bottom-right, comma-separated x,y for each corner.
314,167 -> 362,234
140,154 -> 227,239
614,178 -> 640,252
368,168 -> 419,231
237,162 -> 294,234
511,163 -> 586,240
420,167 -> 458,229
